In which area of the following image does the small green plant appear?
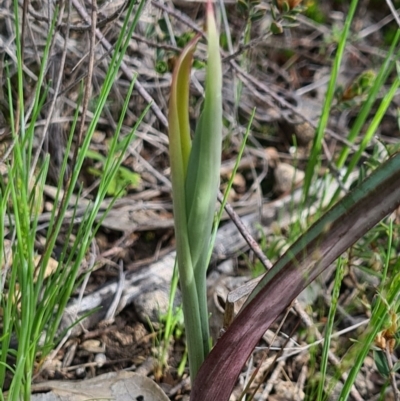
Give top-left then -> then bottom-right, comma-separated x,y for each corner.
168,0 -> 222,380
270,0 -> 305,34
156,262 -> 184,376
335,70 -> 376,109
372,276 -> 400,381
85,149 -> 141,197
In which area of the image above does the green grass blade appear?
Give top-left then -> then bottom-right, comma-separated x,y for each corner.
317,258 -> 344,400
338,222 -> 396,400
302,0 -> 359,204
335,30 -> 400,171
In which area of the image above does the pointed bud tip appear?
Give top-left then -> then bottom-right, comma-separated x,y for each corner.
206,0 -> 213,16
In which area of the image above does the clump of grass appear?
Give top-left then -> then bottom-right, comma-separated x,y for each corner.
0,0 -> 147,398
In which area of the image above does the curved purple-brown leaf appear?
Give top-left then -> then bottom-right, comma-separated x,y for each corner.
191,152 -> 400,401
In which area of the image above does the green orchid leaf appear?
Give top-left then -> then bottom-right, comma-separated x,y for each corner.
185,1 -> 222,357
168,1 -> 222,380
168,32 -> 205,379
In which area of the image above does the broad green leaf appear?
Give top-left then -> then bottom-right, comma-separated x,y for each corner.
185,1 -> 222,357
168,34 -> 205,379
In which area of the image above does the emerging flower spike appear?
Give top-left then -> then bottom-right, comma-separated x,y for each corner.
168,0 -> 222,381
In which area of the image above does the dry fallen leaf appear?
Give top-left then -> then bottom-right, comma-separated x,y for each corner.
31,371 -> 170,401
